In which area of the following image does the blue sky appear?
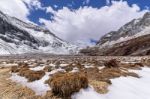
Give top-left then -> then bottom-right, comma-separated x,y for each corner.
28,0 -> 150,24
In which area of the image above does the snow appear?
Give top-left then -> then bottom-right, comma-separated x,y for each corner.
71,67 -> 79,73
72,67 -> 150,99
29,66 -> 45,71
98,66 -> 105,70
72,87 -> 104,99
49,63 -> 56,67
10,72 -> 51,95
49,68 -> 66,75
60,64 -> 68,67
0,63 -> 18,67
84,64 -> 94,68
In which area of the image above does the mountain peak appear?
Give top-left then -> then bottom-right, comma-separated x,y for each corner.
0,10 -> 78,55
81,11 -> 150,56
97,12 -> 150,47
143,12 -> 150,19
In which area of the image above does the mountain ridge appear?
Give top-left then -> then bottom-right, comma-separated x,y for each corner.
80,12 -> 150,56
0,10 -> 78,55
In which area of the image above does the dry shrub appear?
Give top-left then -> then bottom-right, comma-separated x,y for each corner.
44,91 -> 62,99
18,68 -> 30,77
121,63 -> 143,70
141,58 -> 150,66
43,66 -> 52,72
27,70 -> 45,82
61,64 -> 74,72
11,66 -> 20,73
18,62 -> 29,68
81,67 -> 99,80
89,80 -> 110,94
126,72 -> 140,78
19,68 -> 45,82
104,59 -> 119,68
135,63 -> 144,67
99,68 -> 139,79
99,68 -> 122,79
55,61 -> 61,69
75,63 -> 84,69
46,72 -> 88,98
81,67 -> 112,84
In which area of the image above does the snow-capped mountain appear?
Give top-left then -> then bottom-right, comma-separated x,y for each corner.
0,11 -> 78,55
97,12 -> 150,47
80,12 -> 150,56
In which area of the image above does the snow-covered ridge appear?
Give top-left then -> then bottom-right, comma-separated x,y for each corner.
0,10 -> 78,55
97,12 -> 150,48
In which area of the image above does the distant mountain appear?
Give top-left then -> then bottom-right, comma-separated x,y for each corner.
80,12 -> 150,56
0,11 -> 78,55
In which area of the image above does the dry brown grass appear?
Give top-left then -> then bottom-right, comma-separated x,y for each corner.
81,67 -> 99,80
104,59 -> 119,68
61,63 -> 75,72
99,67 -> 139,79
27,70 -> 45,82
75,62 -> 84,69
120,62 -> 143,70
43,66 -> 52,72
89,80 -> 110,94
19,68 -> 45,82
11,66 -> 20,73
46,72 -> 88,98
18,68 -> 30,77
18,62 -> 29,68
0,68 -> 39,99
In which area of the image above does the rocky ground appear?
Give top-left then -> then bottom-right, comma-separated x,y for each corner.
0,55 -> 150,99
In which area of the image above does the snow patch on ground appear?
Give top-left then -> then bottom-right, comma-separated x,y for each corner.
72,67 -> 150,99
49,68 -> 66,75
0,63 -> 18,67
98,66 -> 105,70
29,66 -> 45,71
84,64 -> 94,68
10,72 -> 51,95
71,67 -> 79,73
60,64 -> 68,67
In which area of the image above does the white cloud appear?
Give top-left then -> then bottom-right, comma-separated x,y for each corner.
39,1 -> 148,45
0,0 -> 43,21
23,0 -> 44,10
0,0 -> 30,21
83,0 -> 90,5
106,0 -> 111,5
46,6 -> 56,13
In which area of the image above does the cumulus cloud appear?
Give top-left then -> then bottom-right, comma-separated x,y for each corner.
83,0 -> 90,5
23,0 -> 44,10
106,0 -> 111,5
39,1 -> 148,45
0,0 -> 30,21
46,6 -> 56,13
0,0 -> 43,21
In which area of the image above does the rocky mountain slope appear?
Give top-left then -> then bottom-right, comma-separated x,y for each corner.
0,11 -> 78,55
80,12 -> 150,56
